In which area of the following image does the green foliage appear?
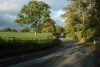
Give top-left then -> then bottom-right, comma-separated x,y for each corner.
17,28 -> 30,32
63,0 -> 100,42
55,25 -> 64,33
41,19 -> 56,33
15,0 -> 52,33
55,25 -> 65,37
12,28 -> 17,32
0,28 -> 12,32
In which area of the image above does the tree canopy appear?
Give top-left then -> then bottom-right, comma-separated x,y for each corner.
41,18 -> 56,33
15,0 -> 52,33
62,0 -> 100,42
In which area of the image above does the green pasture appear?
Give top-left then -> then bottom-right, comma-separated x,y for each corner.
0,32 -> 56,40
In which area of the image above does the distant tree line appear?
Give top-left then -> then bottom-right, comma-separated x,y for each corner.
0,25 -> 64,33
0,28 -> 29,32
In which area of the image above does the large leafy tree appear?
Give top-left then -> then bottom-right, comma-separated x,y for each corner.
41,18 -> 56,33
62,0 -> 100,42
15,0 -> 51,33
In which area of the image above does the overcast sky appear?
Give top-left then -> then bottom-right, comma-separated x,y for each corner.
0,0 -> 69,29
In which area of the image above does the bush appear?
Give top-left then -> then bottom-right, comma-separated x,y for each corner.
17,29 -> 29,32
0,28 -> 12,32
12,28 -> 17,32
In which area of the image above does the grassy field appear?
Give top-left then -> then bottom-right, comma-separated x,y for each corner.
0,32 -> 61,59
0,32 -> 56,40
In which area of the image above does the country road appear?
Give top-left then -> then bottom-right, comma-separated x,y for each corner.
8,38 -> 95,67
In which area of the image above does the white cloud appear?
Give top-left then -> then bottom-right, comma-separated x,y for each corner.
0,0 -> 68,28
0,0 -> 28,14
50,10 -> 65,26
41,0 -> 68,10
0,1 -> 16,11
40,0 -> 68,26
0,0 -> 28,28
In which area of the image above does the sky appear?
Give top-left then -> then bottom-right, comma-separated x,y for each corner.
0,0 -> 69,29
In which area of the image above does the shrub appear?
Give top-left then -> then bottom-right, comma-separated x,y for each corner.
17,29 -> 29,32
12,28 -> 17,32
0,28 -> 12,32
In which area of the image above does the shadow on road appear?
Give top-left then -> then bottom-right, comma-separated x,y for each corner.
0,38 -> 95,67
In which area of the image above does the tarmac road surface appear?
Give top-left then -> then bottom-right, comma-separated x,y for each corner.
8,38 -> 95,67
